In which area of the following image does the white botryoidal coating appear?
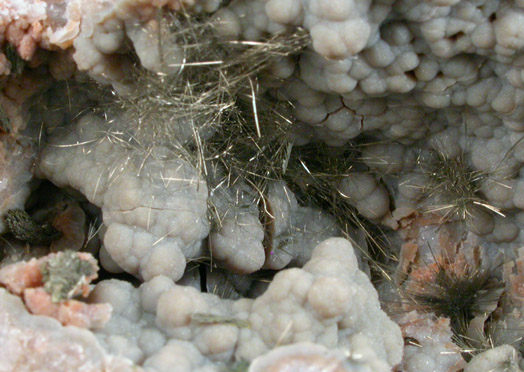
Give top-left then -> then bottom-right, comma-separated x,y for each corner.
125,18 -> 184,76
81,238 -> 402,370
153,284 -> 246,362
263,181 -> 342,270
18,0 -> 524,248
88,279 -> 149,363
177,264 -> 252,300
88,280 -> 171,365
248,342 -> 390,372
235,237 -> 403,368
262,0 -> 380,60
68,0 -> 221,84
143,340 -> 217,372
11,0 -> 524,172
88,279 -> 225,366
209,212 -> 266,274
361,143 -> 415,174
464,345 -> 522,372
89,279 -> 142,325
283,206 -> 342,267
0,288 -> 141,372
203,0 -> 524,248
396,311 -> 465,372
35,114 -> 210,281
139,275 -> 176,314
337,172 -> 390,221
207,165 -> 266,274
98,243 -> 124,274
262,180 -> 298,270
265,181 -> 298,240
11,0 -> 524,370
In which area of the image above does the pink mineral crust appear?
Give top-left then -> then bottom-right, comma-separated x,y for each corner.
0,0 -> 79,68
0,252 -> 97,295
0,257 -> 43,295
0,251 -> 111,328
24,287 -> 112,329
0,0 -> 216,78
0,288 -> 141,372
0,1 -> 46,72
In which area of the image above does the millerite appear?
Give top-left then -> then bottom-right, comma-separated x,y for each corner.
4,44 -> 24,76
5,0 -> 524,370
416,148 -> 500,222
0,104 -> 9,133
4,209 -> 61,245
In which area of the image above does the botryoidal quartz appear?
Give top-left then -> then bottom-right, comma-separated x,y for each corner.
4,1 -> 524,371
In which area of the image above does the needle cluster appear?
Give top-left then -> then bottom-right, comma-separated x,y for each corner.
417,148 -> 501,221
